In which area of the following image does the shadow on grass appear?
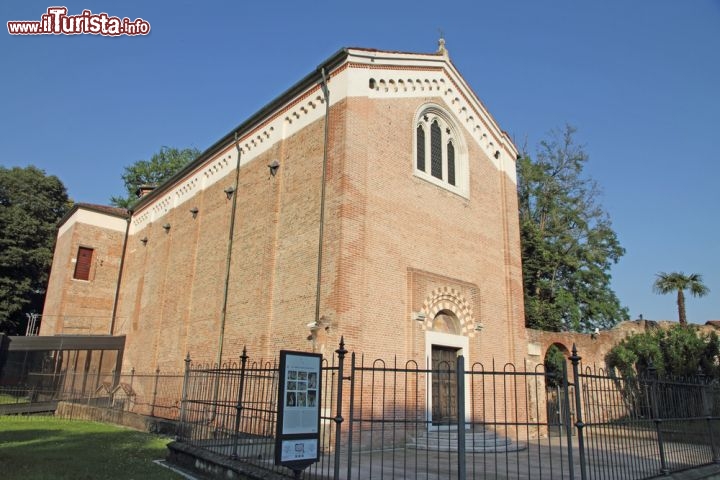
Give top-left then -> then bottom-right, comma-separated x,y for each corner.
0,419 -> 181,480
0,429 -> 59,444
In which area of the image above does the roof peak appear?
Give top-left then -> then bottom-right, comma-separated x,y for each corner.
437,31 -> 449,58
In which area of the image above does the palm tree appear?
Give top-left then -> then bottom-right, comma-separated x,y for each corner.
653,272 -> 710,325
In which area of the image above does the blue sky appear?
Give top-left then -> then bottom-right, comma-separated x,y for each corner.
2,1 -> 718,324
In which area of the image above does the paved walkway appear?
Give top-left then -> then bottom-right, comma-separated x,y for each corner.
173,433 -> 720,479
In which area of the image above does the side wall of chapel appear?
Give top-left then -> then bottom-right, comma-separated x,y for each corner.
115,103 -> 337,370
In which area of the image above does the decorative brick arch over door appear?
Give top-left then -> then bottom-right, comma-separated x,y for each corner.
420,287 -> 476,338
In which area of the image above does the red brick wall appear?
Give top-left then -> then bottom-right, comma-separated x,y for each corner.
327,95 -> 526,367
41,218 -> 126,335
48,95 -> 526,375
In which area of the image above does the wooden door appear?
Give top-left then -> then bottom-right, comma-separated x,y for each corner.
431,346 -> 458,425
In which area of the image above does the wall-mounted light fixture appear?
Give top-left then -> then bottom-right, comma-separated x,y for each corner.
162,223 -> 171,232
140,236 -> 148,245
306,317 -> 331,352
474,322 -> 484,332
494,150 -> 500,159
224,186 -> 235,199
189,207 -> 199,219
268,159 -> 280,177
412,312 -> 426,322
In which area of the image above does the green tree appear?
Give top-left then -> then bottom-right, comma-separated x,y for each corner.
518,125 -> 628,332
652,272 -> 710,325
110,146 -> 200,208
606,325 -> 719,420
0,166 -> 69,334
606,324 -> 719,379
543,344 -> 567,388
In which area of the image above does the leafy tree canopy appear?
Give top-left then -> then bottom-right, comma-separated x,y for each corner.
606,324 -> 720,380
518,125 -> 628,332
0,166 -> 69,334
110,146 -> 200,209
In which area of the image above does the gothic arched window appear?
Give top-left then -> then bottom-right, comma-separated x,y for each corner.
414,105 -> 468,197
430,120 -> 442,179
416,125 -> 425,171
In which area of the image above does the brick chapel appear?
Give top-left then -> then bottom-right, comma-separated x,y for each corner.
41,44 -> 527,384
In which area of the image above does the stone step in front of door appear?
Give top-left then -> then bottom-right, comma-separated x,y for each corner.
408,429 -> 527,453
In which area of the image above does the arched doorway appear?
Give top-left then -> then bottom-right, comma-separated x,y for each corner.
425,310 -> 468,427
430,311 -> 460,425
544,343 -> 572,435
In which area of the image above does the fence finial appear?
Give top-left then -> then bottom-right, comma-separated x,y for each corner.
240,346 -> 248,370
570,343 -> 581,364
336,336 -> 347,356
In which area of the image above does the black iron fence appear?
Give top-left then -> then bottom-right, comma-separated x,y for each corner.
0,367 -> 183,419
577,362 -> 720,479
4,339 -> 720,479
178,348 -> 345,479
174,341 -> 720,480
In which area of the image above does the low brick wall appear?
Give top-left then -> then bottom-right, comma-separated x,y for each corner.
54,401 -> 179,435
526,320 -> 720,370
167,440 -> 286,480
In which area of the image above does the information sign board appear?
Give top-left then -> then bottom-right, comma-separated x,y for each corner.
275,350 -> 322,470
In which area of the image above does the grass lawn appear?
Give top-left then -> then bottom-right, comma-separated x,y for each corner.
0,393 -> 29,404
0,416 -> 183,479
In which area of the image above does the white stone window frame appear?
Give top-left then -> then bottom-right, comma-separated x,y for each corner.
413,104 -> 469,198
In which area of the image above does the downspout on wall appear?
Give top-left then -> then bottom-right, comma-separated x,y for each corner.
312,68 -> 331,352
215,133 -> 243,367
109,211 -> 131,335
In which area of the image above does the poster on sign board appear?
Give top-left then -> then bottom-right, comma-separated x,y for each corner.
275,350 -> 322,469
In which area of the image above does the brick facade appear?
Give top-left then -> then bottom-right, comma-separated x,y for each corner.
41,48 -> 527,389
41,205 -> 128,335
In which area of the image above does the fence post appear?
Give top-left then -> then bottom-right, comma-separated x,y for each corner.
129,367 -> 135,411
570,344 -> 587,480
456,355 -> 466,480
696,371 -> 720,464
178,353 -> 191,440
647,363 -> 670,475
231,347 -> 248,459
109,369 -> 116,407
333,337 -> 347,480
151,367 -> 160,417
346,352 -> 356,480
706,413 -> 720,463
561,359 -> 575,478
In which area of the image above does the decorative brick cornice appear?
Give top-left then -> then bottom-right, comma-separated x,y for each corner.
360,64 -> 513,173
129,48 -> 517,234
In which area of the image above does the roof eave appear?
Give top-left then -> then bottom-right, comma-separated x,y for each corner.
133,47 -> 350,210
57,203 -> 130,228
